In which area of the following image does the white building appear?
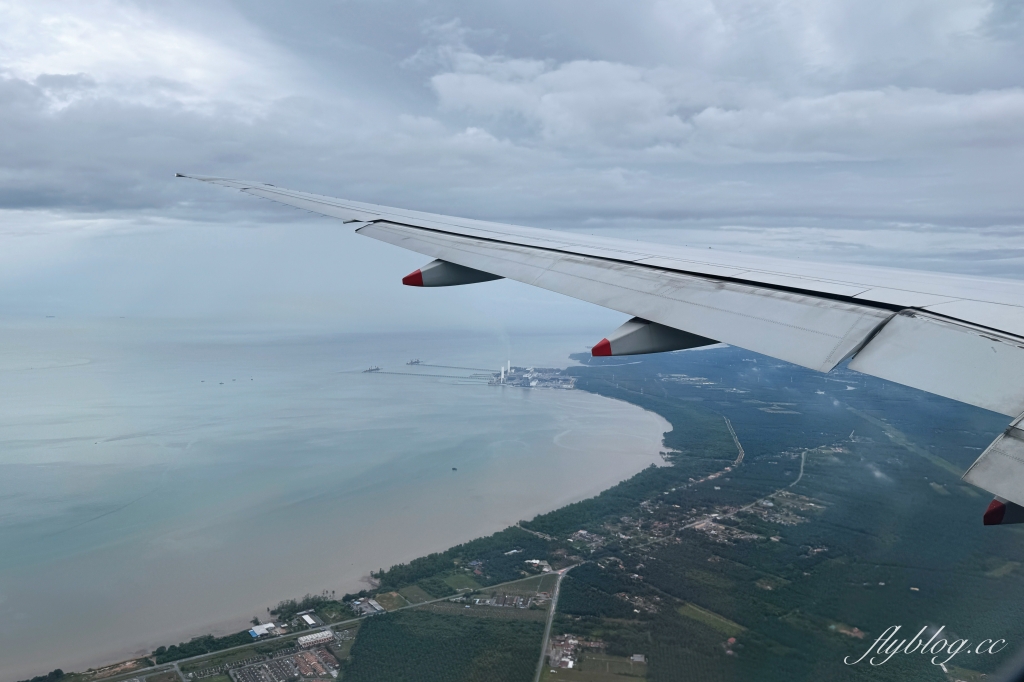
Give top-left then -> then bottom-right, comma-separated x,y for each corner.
297,629 -> 334,648
248,623 -> 277,638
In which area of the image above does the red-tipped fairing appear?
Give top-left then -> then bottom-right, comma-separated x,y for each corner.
401,259 -> 502,287
592,318 -> 716,357
983,497 -> 1024,525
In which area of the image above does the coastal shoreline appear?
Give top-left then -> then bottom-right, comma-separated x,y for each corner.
4,386 -> 669,682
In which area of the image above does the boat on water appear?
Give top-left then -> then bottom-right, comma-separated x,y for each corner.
363,366 -> 381,373
407,359 -> 422,365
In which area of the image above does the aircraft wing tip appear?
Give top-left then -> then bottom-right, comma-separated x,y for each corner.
175,173 -> 238,183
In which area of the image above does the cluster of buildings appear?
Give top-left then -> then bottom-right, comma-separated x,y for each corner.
614,592 -> 661,614
248,623 -> 278,639
295,610 -> 325,628
350,598 -> 385,616
297,630 -> 334,648
490,366 -> 576,389
598,475 -> 825,551
547,635 -> 647,671
689,518 -> 762,544
744,490 -> 822,526
524,559 -> 552,573
191,654 -> 262,679
448,586 -> 550,609
293,650 -> 332,676
569,529 -> 605,550
469,593 -> 534,608
230,644 -> 339,682
659,373 -> 715,386
546,635 -> 606,669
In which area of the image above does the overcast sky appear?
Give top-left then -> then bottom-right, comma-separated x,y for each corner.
1,0 -> 1022,331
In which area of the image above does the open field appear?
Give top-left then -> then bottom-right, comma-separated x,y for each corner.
419,601 -> 548,621
253,637 -> 303,656
399,584 -> 434,603
676,603 -> 745,637
444,573 -> 482,591
316,600 -> 355,622
330,627 -> 360,660
501,573 -> 558,594
145,673 -> 181,682
373,591 -> 409,611
57,659 -> 156,682
582,653 -> 648,677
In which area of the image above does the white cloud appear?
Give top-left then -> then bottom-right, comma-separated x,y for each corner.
427,30 -> 1024,160
0,0 -> 296,112
0,0 -> 1023,324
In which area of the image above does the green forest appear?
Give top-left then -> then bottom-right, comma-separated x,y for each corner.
545,348 -> 1023,681
16,670 -> 64,682
151,631 -> 255,664
343,610 -> 543,682
370,526 -> 562,591
344,346 -> 1023,681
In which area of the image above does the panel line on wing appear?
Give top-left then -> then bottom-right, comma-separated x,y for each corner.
371,223 -> 856,339
365,219 -> 1024,343
358,219 -> 906,317
360,220 -> 892,373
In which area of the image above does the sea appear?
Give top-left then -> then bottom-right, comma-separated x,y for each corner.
0,321 -> 669,681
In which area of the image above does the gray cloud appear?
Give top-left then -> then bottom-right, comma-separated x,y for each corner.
1,0 -> 1023,327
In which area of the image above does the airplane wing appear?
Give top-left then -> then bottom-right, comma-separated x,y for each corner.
176,174 -> 1024,520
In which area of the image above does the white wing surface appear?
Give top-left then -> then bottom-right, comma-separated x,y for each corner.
177,175 -> 1024,514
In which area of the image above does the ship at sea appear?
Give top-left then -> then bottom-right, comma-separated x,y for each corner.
363,366 -> 381,373
407,359 -> 422,365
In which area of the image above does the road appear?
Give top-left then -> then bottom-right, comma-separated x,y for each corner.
681,448 -> 807,531
723,416 -> 745,466
515,521 -> 556,541
532,564 -> 580,682
108,572 -> 562,682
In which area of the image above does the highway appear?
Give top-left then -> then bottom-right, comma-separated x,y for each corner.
532,564 -> 580,682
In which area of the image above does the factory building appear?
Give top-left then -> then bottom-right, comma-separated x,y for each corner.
248,623 -> 277,638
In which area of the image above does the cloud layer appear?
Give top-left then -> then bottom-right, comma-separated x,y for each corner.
1,0 -> 1023,326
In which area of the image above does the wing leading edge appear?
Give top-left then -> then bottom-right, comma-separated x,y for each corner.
177,174 -> 1024,513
